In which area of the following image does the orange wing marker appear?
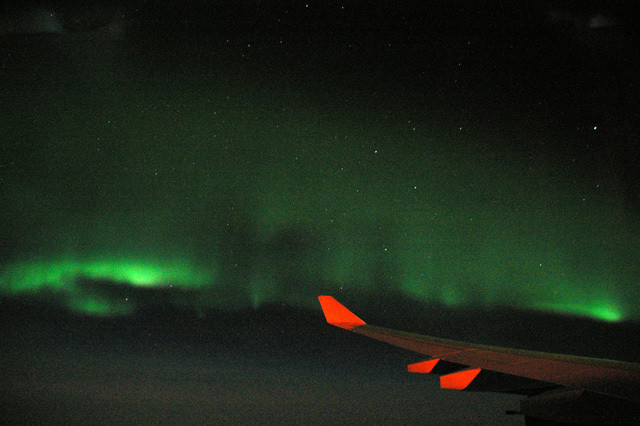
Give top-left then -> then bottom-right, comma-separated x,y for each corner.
440,368 -> 482,390
318,296 -> 366,329
408,359 -> 440,373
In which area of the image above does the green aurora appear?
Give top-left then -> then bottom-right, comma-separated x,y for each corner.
1,35 -> 638,323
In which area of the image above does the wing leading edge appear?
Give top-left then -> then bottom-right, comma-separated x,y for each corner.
318,296 -> 640,424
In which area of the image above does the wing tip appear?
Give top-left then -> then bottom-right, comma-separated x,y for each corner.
318,295 -> 366,329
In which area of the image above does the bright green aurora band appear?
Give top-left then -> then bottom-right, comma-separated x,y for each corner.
1,57 -> 638,322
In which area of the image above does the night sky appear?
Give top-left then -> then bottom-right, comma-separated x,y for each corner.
1,1 -> 639,423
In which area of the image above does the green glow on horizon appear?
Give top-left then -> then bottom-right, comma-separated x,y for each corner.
528,275 -> 626,322
1,257 -> 213,292
0,253 -> 631,322
535,299 -> 623,322
0,257 -> 214,316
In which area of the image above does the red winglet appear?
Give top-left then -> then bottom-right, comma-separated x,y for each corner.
318,296 -> 366,329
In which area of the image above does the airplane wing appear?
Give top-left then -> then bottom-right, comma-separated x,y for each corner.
318,296 -> 640,425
